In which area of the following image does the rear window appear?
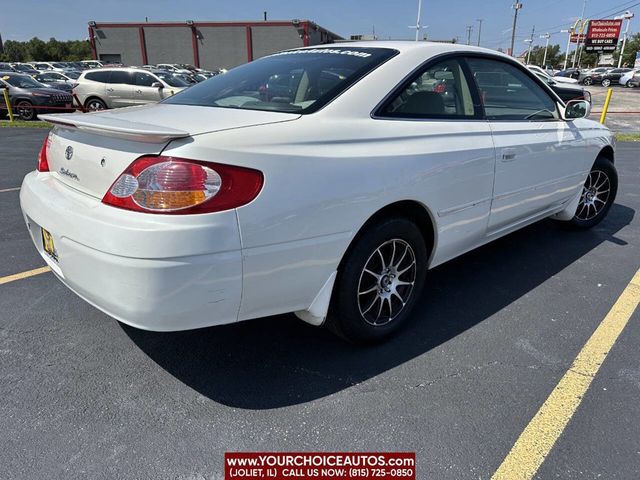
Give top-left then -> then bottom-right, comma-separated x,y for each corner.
164,47 -> 398,114
84,71 -> 111,83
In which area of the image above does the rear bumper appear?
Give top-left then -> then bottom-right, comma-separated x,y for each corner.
20,171 -> 243,331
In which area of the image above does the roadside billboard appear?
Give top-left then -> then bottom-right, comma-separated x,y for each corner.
585,19 -> 623,52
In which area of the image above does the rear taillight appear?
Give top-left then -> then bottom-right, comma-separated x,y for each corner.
37,135 -> 50,172
102,156 -> 263,214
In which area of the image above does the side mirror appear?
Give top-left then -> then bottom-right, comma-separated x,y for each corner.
563,99 -> 591,120
151,82 -> 163,89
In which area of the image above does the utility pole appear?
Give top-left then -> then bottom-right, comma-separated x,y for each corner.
562,28 -> 572,70
573,0 -> 587,68
616,11 -> 634,68
510,2 -> 523,57
525,25 -> 535,64
540,33 -> 551,66
476,19 -> 484,46
466,25 -> 474,45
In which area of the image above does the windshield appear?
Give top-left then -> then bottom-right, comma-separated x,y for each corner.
12,64 -> 33,72
2,74 -> 44,88
154,71 -> 191,87
164,47 -> 397,114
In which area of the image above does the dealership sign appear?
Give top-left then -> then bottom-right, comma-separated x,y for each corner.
585,19 -> 623,51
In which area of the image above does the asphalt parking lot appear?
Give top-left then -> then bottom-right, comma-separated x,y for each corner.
1,128 -> 639,480
587,84 -> 640,132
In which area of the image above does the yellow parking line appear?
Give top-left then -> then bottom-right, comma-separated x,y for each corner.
492,268 -> 640,480
0,187 -> 21,193
0,266 -> 51,286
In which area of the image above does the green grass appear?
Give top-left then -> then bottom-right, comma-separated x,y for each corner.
615,132 -> 640,142
0,120 -> 53,128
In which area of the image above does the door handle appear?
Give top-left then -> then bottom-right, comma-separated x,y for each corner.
106,88 -> 114,92
135,89 -> 142,94
501,149 -> 517,162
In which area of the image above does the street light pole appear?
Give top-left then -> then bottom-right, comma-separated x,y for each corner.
617,11 -> 634,68
510,2 -> 523,56
540,33 -> 551,66
562,29 -> 572,70
466,25 -> 474,45
524,39 -> 533,63
414,0 -> 423,41
573,0 -> 587,68
476,18 -> 484,46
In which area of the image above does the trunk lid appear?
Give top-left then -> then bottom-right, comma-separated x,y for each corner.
40,104 -> 299,198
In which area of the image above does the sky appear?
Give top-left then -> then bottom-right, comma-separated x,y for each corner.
1,0 -> 638,53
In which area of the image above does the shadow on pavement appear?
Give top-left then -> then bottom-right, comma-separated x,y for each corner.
123,203 -> 634,409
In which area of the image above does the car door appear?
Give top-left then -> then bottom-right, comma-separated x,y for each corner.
465,56 -> 587,235
105,70 -> 134,108
132,71 -> 163,105
374,56 -> 496,262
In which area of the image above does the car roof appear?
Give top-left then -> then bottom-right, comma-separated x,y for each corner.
296,40 -> 513,59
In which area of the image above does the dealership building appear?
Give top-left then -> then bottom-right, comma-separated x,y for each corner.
88,20 -> 343,70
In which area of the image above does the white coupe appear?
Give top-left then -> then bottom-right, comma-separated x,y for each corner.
21,42 -> 617,343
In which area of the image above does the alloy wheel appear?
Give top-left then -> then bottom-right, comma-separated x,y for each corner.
87,100 -> 105,111
583,77 -> 592,85
357,239 -> 416,326
16,101 -> 34,120
602,79 -> 611,87
576,170 -> 611,221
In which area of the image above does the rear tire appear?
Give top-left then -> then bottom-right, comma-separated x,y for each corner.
568,156 -> 617,229
326,217 -> 428,344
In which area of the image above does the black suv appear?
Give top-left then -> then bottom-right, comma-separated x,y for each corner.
0,72 -> 74,120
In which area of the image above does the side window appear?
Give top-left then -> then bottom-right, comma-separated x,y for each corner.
379,58 -> 477,118
134,72 -> 155,87
84,71 -> 110,83
466,57 -> 558,121
109,70 -> 133,84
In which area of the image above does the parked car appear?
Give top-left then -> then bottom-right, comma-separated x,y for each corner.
532,72 -> 591,103
32,71 -> 80,92
23,43 -> 615,343
9,63 -> 39,75
0,62 -> 16,72
619,68 -> 639,87
628,72 -> 640,88
73,67 -> 190,110
591,68 -> 633,87
78,60 -> 103,69
156,63 -> 193,75
32,62 -> 71,73
527,65 -> 578,84
579,67 -> 611,85
0,72 -> 74,120
553,68 -> 581,81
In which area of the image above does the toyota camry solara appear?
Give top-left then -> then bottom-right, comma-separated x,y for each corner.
20,42 -> 617,343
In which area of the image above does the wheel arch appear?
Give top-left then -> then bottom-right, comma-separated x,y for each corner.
599,145 -> 615,165
337,200 -> 438,273
84,96 -> 107,108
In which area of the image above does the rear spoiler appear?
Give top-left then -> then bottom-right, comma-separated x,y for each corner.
39,113 -> 190,144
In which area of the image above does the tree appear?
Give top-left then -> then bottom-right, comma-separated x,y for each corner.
612,32 -> 640,67
0,40 -> 27,62
26,37 -> 48,60
528,44 -> 562,67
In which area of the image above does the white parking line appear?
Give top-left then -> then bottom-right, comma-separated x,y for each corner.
0,187 -> 20,193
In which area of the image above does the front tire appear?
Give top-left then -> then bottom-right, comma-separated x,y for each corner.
569,156 -> 617,228
582,77 -> 593,86
85,98 -> 107,111
15,100 -> 35,121
326,217 -> 428,344
601,79 -> 611,87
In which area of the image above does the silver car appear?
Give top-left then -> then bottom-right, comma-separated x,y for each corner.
73,67 -> 190,110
